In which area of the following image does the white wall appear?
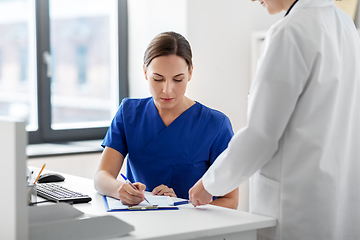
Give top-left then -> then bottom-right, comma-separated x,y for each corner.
128,0 -> 187,98
28,153 -> 102,179
186,0 -> 282,131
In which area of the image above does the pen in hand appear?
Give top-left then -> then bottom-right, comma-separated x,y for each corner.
120,173 -> 151,205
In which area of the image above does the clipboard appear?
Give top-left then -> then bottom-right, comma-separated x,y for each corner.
103,195 -> 179,212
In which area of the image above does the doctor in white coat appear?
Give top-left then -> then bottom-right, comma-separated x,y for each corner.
189,0 -> 360,239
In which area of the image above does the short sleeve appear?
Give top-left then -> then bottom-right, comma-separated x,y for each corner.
101,99 -> 128,157
209,116 -> 234,165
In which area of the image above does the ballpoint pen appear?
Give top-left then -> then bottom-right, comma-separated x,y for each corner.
27,170 -> 34,182
173,200 -> 190,206
120,173 -> 151,205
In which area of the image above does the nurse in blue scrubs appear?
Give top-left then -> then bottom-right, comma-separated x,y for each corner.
94,32 -> 239,209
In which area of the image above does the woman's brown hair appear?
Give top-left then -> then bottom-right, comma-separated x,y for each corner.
143,31 -> 192,70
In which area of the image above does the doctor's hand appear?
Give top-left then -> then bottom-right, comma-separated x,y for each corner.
188,179 -> 213,207
152,184 -> 177,197
117,182 -> 146,205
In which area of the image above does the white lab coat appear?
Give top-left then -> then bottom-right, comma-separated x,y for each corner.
202,0 -> 360,239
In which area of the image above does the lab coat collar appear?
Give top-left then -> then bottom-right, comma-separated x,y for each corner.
290,0 -> 334,13
285,0 -> 298,16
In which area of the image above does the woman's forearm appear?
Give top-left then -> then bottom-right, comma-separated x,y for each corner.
94,170 -> 123,199
210,197 -> 238,210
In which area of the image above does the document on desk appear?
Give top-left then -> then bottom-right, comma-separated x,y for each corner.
103,194 -> 179,211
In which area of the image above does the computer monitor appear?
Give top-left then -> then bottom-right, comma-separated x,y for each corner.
0,117 -> 134,240
0,117 -> 28,240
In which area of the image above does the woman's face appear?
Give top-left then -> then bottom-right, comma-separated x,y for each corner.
144,54 -> 192,112
252,0 -> 287,15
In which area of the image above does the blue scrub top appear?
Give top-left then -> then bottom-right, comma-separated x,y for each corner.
102,97 -> 234,199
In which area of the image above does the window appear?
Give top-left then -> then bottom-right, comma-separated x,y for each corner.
76,45 -> 88,85
0,0 -> 128,144
0,49 -> 2,82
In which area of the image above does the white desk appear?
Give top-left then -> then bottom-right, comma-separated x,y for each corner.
34,170 -> 276,240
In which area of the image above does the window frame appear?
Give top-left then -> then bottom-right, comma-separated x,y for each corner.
29,0 -> 128,144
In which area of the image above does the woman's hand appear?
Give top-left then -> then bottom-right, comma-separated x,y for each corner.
152,184 -> 177,197
189,179 -> 213,207
117,182 -> 146,205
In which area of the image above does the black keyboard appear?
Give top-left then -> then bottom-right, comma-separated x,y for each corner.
36,183 -> 92,204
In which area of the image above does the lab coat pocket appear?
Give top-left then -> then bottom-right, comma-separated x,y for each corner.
249,172 -> 280,219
